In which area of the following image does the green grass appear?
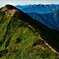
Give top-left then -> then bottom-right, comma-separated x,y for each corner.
0,9 -> 59,59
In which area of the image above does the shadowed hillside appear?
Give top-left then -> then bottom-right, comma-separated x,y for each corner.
0,5 -> 59,59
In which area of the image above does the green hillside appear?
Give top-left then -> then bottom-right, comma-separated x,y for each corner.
0,6 -> 59,59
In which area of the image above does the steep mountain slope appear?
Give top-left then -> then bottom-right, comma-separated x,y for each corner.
0,5 -> 59,59
16,4 -> 59,30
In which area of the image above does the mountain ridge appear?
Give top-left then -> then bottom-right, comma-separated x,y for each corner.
16,4 -> 59,14
1,4 -> 59,53
0,5 -> 59,59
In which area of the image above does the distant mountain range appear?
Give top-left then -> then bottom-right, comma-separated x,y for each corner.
15,4 -> 59,30
16,4 -> 59,14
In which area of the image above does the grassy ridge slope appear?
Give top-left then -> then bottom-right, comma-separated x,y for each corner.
0,6 -> 59,59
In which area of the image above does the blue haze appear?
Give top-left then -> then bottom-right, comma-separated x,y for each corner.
16,4 -> 59,30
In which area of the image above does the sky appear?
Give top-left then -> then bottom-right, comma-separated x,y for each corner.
0,0 -> 59,7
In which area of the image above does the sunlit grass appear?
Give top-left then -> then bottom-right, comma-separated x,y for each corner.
0,9 -> 58,59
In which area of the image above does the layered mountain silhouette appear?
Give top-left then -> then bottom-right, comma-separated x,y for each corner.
16,4 -> 59,30
16,4 -> 59,14
0,5 -> 59,58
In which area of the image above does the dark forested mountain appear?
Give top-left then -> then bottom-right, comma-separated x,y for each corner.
0,5 -> 59,59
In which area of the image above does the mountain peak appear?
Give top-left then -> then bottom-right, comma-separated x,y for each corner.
1,5 -> 16,11
0,5 -> 59,59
